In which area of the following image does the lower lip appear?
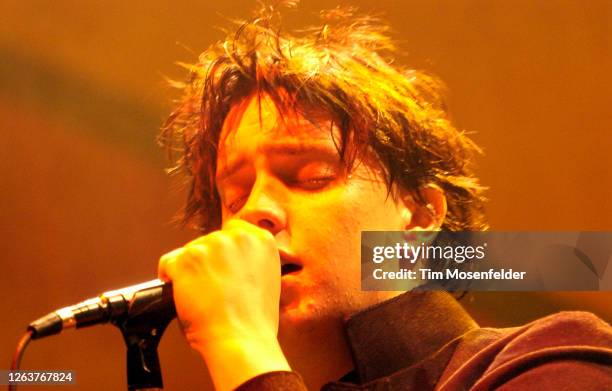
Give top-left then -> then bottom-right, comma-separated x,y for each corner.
280,270 -> 302,288
280,274 -> 301,307
281,271 -> 301,281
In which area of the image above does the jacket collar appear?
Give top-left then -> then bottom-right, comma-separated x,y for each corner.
343,291 -> 478,383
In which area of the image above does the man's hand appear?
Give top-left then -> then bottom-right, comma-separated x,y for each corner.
158,219 -> 290,390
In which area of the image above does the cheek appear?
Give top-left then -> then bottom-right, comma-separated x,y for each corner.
287,181 -> 401,267
289,188 -> 364,246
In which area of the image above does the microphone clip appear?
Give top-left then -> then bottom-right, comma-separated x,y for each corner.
112,283 -> 176,391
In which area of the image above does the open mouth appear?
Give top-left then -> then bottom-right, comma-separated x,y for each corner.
279,249 -> 303,276
281,263 -> 303,276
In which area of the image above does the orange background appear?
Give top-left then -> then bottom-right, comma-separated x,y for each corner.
1,1 -> 610,390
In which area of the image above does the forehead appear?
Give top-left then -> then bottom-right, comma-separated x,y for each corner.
218,94 -> 336,159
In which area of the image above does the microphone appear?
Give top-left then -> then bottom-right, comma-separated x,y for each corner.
27,279 -> 176,340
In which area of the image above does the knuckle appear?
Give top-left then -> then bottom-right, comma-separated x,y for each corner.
227,227 -> 250,243
177,245 -> 207,274
207,230 -> 233,250
158,248 -> 183,280
252,227 -> 275,247
188,234 -> 208,246
221,218 -> 244,231
182,243 -> 207,262
228,223 -> 276,249
159,247 -> 181,263
258,228 -> 275,243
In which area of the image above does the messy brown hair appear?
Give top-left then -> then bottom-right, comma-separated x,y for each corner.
160,4 -> 488,233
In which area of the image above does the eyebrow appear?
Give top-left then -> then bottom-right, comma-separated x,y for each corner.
265,142 -> 338,156
215,142 -> 340,182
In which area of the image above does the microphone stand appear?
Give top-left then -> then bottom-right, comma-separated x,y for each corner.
111,283 -> 176,391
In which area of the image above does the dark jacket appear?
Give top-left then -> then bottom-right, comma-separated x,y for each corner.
237,291 -> 612,390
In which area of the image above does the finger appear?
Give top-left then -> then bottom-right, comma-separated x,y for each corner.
178,243 -> 210,274
223,218 -> 275,243
222,217 -> 257,231
158,247 -> 184,282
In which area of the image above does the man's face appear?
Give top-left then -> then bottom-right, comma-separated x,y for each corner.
216,94 -> 408,333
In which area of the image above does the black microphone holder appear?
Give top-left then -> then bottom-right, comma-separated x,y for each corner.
111,283 -> 176,391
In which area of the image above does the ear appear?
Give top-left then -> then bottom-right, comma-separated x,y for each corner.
400,184 -> 447,231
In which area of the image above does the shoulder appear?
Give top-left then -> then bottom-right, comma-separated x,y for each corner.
497,311 -> 612,356
478,312 -> 612,390
438,312 -> 612,390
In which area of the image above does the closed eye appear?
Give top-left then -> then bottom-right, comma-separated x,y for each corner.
289,176 -> 336,191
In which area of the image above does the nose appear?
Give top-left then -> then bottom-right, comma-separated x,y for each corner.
236,178 -> 287,236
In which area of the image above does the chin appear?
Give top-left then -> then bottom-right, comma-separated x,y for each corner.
280,298 -> 315,325
281,299 -> 349,339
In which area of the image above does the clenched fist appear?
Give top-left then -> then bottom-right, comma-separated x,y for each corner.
158,219 -> 290,390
